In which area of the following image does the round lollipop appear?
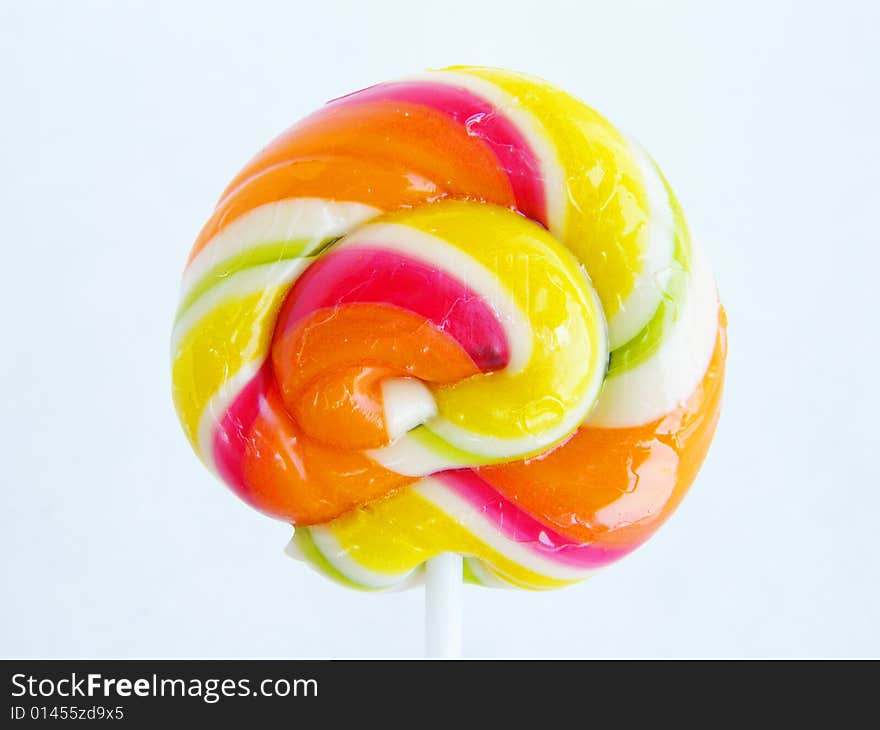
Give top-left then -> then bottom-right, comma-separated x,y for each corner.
171,66 -> 726,654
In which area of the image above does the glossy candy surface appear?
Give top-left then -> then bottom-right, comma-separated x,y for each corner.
172,66 -> 726,590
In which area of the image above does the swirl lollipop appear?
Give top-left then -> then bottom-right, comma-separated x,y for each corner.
171,67 -> 726,611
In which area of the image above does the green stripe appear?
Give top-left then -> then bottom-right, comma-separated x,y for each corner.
607,267 -> 686,376
406,412 -> 588,468
408,423 -> 565,466
294,528 -> 380,592
462,558 -> 484,586
607,161 -> 694,377
175,237 -> 339,323
408,425 -> 487,465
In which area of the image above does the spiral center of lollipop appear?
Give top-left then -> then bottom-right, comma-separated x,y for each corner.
268,200 -> 609,470
269,234 -> 509,451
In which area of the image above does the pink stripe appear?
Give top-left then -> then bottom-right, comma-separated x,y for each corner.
329,81 -> 547,226
212,365 -> 272,501
275,246 -> 509,371
435,470 -> 633,569
212,375 -> 633,569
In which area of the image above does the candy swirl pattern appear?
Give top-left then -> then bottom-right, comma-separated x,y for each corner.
172,66 -> 727,590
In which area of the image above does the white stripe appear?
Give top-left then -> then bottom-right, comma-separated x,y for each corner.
170,259 -> 310,352
414,479 -> 596,582
366,429 -> 477,476
588,242 -> 719,427
381,377 -> 438,442
179,199 -> 379,303
606,137 -> 678,350
463,557 -> 510,588
287,532 -> 426,591
195,359 -> 265,473
307,527 -> 417,590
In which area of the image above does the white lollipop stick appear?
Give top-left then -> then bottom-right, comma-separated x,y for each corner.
424,553 -> 462,658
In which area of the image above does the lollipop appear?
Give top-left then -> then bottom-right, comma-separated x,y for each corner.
171,67 -> 726,599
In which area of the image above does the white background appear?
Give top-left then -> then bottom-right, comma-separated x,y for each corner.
2,0 -> 878,658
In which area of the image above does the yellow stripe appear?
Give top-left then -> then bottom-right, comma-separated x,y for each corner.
453,66 -> 651,323
385,202 -> 606,443
171,286 -> 288,449
317,488 -> 576,590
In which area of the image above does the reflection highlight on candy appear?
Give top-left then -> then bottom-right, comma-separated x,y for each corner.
171,66 -> 726,590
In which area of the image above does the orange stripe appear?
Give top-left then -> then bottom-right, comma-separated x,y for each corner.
478,308 -> 728,547
188,100 -> 518,263
271,303 -> 479,451
242,383 -> 415,525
